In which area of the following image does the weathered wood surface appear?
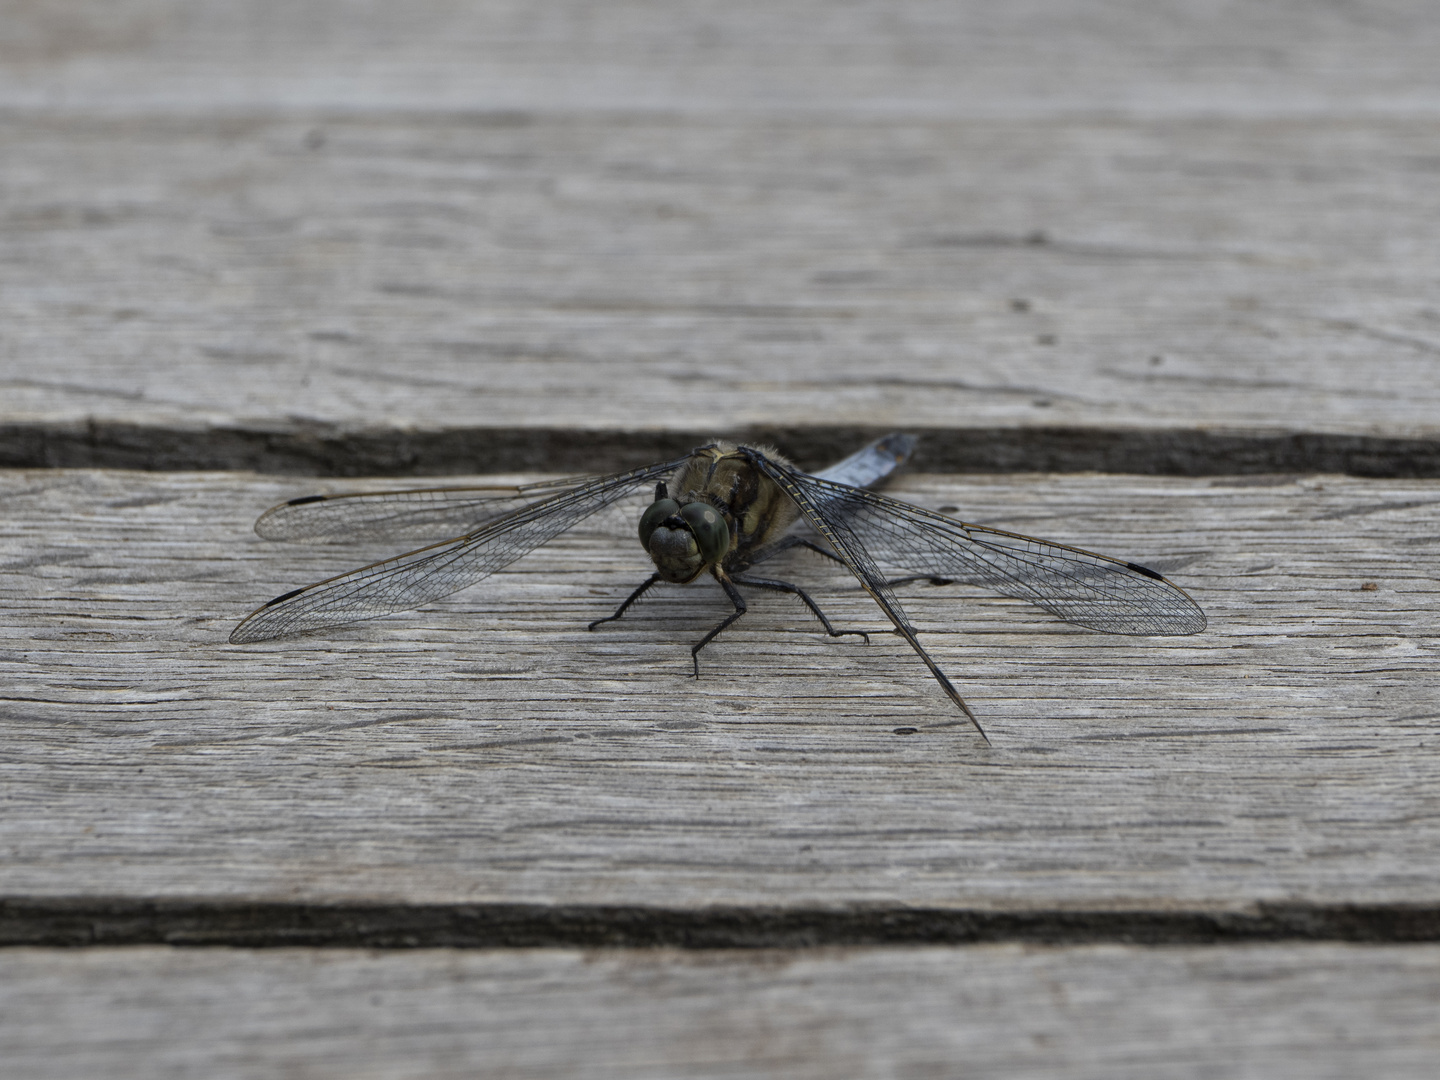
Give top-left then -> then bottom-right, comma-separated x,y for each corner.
5,110 -> 1440,460
6,1 -> 1439,1073
4,2 -> 1439,1070
3,943 -> 1439,1079
4,2 -> 1440,469
6,0 -> 1440,114
2,468 -> 1436,909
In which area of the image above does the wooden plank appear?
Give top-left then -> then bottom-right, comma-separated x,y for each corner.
2,943 -> 1438,1079
2,468 -> 1436,908
4,0 -> 1440,114
5,108 -> 1440,463
7,2 -> 1440,468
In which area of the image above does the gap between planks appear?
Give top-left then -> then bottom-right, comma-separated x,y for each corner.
4,898 -> 1440,950
4,423 -> 1440,477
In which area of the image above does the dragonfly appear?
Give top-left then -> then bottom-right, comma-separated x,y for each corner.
231,434 -> 1205,738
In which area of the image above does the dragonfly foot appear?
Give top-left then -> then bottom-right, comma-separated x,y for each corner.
730,574 -> 865,644
884,575 -> 956,588
589,572 -> 663,631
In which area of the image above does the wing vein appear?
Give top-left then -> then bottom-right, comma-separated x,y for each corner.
231,457 -> 684,643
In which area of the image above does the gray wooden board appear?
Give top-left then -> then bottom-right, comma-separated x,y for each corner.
2,943 -> 1439,1079
1,468 -> 1437,908
8,2 -> 1440,469
5,108 -> 1440,449
4,0 -> 1440,114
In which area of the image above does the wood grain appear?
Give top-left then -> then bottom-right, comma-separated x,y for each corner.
2,468 -> 1436,909
6,2 -> 1439,1068
7,3 -> 1440,469
3,943 -> 1438,1079
4,0 -> 1440,114
5,109 -> 1440,454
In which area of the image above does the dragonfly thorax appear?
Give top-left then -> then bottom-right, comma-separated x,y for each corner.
638,486 -> 731,584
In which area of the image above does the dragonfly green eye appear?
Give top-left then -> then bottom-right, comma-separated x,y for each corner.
638,497 -> 681,548
680,502 -> 730,564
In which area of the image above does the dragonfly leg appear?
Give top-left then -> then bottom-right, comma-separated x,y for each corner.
787,538 -> 848,566
884,574 -> 956,588
690,576 -> 750,677
730,574 -> 870,644
588,572 -> 663,631
744,534 -> 846,570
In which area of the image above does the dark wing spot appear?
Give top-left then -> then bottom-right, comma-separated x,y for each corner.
287,494 -> 328,506
265,587 -> 307,607
1127,561 -> 1165,581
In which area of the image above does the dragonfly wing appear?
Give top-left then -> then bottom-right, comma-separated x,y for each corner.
231,458 -> 685,643
768,468 -> 1206,637
257,435 -> 914,544
253,474 -> 605,543
744,449 -> 985,734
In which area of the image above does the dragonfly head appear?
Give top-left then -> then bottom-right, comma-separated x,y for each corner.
638,483 -> 731,583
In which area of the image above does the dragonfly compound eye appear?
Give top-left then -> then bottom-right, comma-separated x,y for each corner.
680,502 -> 730,565
638,497 -> 681,549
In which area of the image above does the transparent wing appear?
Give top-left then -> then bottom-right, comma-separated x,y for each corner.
253,433 -> 915,545
747,451 -> 1204,736
252,474 -> 608,544
231,458 -> 685,644
753,456 -> 1206,637
745,449 -> 982,729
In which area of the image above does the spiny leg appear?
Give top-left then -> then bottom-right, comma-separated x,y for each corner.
588,572 -> 663,631
745,534 -> 847,570
730,574 -> 870,644
690,576 -> 750,677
